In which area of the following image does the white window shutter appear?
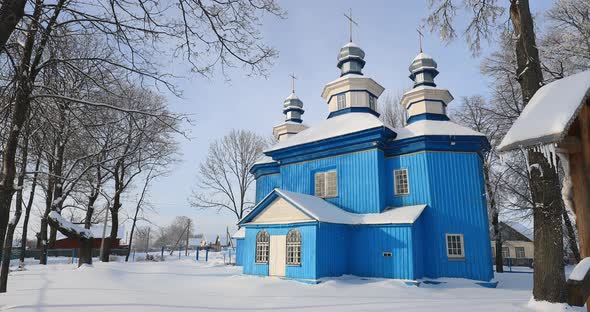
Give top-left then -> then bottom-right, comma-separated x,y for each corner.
315,172 -> 325,197
326,170 -> 337,197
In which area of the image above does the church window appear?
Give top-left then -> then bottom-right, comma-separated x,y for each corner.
446,234 -> 464,259
337,94 -> 347,110
369,95 -> 376,111
315,170 -> 338,198
286,229 -> 302,265
394,169 -> 409,195
255,230 -> 270,263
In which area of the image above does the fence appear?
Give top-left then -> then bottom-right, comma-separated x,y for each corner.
7,247 -> 129,261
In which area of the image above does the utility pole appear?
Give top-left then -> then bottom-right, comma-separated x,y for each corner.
185,219 -> 190,256
146,227 -> 150,254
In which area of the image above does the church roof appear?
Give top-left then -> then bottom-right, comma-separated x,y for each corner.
394,120 -> 485,140
232,227 -> 245,239
498,70 -> 590,152
239,188 -> 426,225
254,155 -> 276,165
266,112 -> 386,152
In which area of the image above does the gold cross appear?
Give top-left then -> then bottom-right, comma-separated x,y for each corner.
289,73 -> 297,93
343,8 -> 358,43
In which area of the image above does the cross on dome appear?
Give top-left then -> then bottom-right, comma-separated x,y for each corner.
343,8 -> 358,43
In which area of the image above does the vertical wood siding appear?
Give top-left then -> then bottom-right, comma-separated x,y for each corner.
348,225 -> 415,280
242,224 -> 317,279
255,174 -> 281,203
235,239 -> 244,266
316,223 -> 349,278
386,151 -> 493,281
423,152 -> 493,281
280,149 -> 385,214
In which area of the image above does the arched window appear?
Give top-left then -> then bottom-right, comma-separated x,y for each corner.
255,230 -> 270,263
286,229 -> 302,265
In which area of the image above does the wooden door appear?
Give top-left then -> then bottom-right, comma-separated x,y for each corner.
269,235 -> 286,277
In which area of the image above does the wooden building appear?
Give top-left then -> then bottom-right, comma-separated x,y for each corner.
498,70 -> 590,307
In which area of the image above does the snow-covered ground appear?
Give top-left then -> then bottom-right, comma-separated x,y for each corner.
0,253 -> 584,312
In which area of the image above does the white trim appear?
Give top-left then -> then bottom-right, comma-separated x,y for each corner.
394,169 -> 410,196
445,233 -> 465,259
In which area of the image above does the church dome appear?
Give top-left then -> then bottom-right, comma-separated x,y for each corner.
408,51 -> 439,87
337,42 -> 366,76
338,42 -> 365,63
284,93 -> 303,109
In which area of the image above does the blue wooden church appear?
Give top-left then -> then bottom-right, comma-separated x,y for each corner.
233,39 -> 493,282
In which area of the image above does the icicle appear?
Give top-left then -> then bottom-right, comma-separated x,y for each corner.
557,152 -> 576,219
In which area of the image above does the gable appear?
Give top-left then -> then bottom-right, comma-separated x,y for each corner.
249,197 -> 313,224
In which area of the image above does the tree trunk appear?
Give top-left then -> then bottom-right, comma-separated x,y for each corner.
18,161 -> 39,266
0,206 -> 21,293
101,205 -> 117,262
563,208 -> 581,263
0,0 -> 27,52
484,163 -> 504,273
39,160 -> 53,265
1,1 -> 42,262
0,128 -> 29,293
78,239 -> 92,267
510,0 -> 566,303
126,200 -> 141,262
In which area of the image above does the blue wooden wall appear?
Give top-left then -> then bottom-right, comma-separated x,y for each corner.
316,223 -> 349,278
255,173 -> 281,203
348,224 -> 416,280
423,152 -> 493,281
242,223 -> 317,279
279,149 -> 385,214
386,151 -> 493,281
235,238 -> 244,266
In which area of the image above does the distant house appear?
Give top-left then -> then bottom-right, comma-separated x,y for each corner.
50,224 -> 125,249
490,222 -> 533,267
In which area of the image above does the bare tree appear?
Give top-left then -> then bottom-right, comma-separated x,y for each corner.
191,129 -> 267,221
427,0 -> 566,302
378,91 -> 407,128
0,0 -> 284,256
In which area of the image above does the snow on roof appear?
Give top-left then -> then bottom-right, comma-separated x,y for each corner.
285,93 -> 299,101
394,120 -> 485,140
245,189 -> 426,225
325,73 -> 366,85
569,257 -> 590,281
232,228 -> 245,239
498,70 -> 590,152
254,155 -> 276,165
266,113 -> 386,152
343,41 -> 360,48
506,222 -> 534,241
413,52 -> 433,61
56,222 -> 125,240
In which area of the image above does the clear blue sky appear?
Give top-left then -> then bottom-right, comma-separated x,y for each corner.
142,0 -> 554,239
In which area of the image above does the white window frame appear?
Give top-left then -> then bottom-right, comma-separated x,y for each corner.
394,169 -> 410,196
286,229 -> 302,266
255,230 -> 270,263
515,247 -> 525,258
314,170 -> 338,198
502,246 -> 510,259
337,94 -> 346,110
445,234 -> 465,259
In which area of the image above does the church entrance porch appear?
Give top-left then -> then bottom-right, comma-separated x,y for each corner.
269,235 -> 286,277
